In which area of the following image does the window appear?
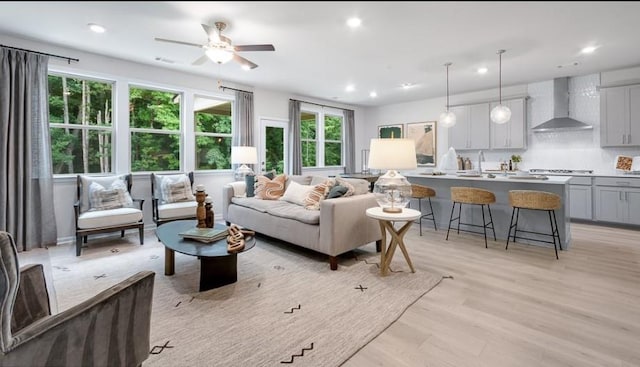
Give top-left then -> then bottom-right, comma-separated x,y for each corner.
300,107 -> 344,168
194,96 -> 233,170
300,112 -> 317,167
48,74 -> 114,174
129,86 -> 181,172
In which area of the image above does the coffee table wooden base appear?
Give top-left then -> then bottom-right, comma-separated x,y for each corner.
199,254 -> 238,291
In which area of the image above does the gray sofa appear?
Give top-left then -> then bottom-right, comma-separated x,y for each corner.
222,175 -> 382,270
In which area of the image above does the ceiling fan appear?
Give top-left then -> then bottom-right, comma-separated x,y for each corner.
155,22 -> 275,69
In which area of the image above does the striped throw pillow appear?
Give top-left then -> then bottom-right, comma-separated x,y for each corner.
303,180 -> 331,210
255,174 -> 287,200
88,179 -> 133,211
160,175 -> 195,204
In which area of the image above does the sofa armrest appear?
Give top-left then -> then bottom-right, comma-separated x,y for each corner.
12,264 -> 52,334
319,193 -> 382,256
222,184 -> 235,221
5,271 -> 155,366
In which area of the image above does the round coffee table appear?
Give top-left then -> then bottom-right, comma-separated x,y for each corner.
156,220 -> 255,291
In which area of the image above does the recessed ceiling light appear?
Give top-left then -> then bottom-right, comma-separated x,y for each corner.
581,46 -> 597,54
346,17 -> 362,28
345,84 -> 355,92
477,67 -> 488,74
369,91 -> 377,98
401,83 -> 413,89
241,64 -> 251,71
88,23 -> 106,34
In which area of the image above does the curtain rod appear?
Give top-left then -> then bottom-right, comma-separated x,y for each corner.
219,85 -> 253,94
1,44 -> 79,64
289,98 -> 353,112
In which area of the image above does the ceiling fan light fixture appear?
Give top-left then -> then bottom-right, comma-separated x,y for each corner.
490,49 -> 511,124
205,47 -> 234,64
438,62 -> 456,128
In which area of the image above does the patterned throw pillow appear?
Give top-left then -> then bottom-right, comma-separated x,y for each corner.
161,175 -> 195,204
303,180 -> 331,210
255,174 -> 287,200
335,178 -> 355,197
88,179 -> 133,211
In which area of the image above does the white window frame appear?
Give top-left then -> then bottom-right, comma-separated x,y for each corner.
48,71 -> 116,176
300,104 -> 345,168
193,94 -> 234,171
128,84 -> 183,173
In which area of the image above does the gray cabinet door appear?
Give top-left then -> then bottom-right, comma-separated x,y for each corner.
595,187 -> 623,222
448,105 -> 469,150
468,103 -> 490,150
507,99 -> 526,149
625,188 -> 640,225
569,185 -> 592,220
600,86 -> 628,147
628,85 -> 640,145
490,101 -> 509,149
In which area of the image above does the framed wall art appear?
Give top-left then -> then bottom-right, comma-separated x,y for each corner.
377,124 -> 403,139
406,121 -> 437,166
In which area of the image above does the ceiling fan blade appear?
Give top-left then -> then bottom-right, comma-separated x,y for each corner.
155,38 -> 203,48
233,54 -> 258,69
192,54 -> 209,66
201,24 -> 218,41
234,44 -> 275,52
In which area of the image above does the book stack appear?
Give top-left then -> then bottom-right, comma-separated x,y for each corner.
179,227 -> 228,243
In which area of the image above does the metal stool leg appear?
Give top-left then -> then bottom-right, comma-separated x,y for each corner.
457,202 -> 462,234
487,204 -> 496,241
428,197 -> 437,231
548,210 -> 559,260
481,204 -> 488,248
446,202 -> 456,241
552,210 -> 562,251
513,207 -> 520,243
506,207 -> 516,250
418,198 -> 423,236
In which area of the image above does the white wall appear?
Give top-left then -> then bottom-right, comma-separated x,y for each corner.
2,34 -> 362,243
364,68 -> 640,175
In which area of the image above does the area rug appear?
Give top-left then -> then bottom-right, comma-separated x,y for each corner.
44,234 -> 442,367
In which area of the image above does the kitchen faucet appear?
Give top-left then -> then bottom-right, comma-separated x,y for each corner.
478,150 -> 485,174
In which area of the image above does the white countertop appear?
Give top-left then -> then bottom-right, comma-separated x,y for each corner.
406,173 -> 572,185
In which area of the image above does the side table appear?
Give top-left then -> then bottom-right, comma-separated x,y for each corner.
366,207 -> 421,275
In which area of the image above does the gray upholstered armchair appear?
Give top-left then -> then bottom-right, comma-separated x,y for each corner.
0,231 -> 155,367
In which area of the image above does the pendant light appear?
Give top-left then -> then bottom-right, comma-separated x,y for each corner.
490,49 -> 511,124
438,62 -> 456,128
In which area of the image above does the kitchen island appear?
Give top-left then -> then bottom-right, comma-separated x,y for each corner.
406,173 -> 573,249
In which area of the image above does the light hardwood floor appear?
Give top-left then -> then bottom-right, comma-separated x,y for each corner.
344,222 -> 640,367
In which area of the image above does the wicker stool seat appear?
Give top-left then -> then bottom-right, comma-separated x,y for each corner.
446,187 -> 497,248
409,184 -> 437,235
506,190 -> 562,259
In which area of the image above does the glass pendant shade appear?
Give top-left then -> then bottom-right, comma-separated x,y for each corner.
439,110 -> 457,128
491,49 -> 511,124
490,104 -> 511,124
439,62 -> 456,128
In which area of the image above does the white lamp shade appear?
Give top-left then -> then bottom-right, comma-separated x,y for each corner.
490,104 -> 512,124
205,48 -> 234,64
368,139 -> 417,171
231,146 -> 258,164
438,110 -> 457,128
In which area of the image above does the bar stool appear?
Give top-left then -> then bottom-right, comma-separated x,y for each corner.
506,190 -> 562,259
446,187 -> 496,248
409,184 -> 437,235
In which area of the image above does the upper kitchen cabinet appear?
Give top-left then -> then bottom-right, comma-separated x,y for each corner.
600,84 -> 640,147
447,103 -> 490,150
490,98 -> 526,150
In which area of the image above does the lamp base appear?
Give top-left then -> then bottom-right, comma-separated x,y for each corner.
234,164 -> 254,181
382,207 -> 403,214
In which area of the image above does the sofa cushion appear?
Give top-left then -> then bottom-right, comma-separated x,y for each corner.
231,197 -> 280,213
78,207 -> 143,229
158,201 -> 198,219
280,181 -> 314,206
310,175 -> 330,186
266,203 -> 320,225
286,175 -> 313,188
255,174 -> 287,200
337,177 -> 369,196
88,179 -> 133,211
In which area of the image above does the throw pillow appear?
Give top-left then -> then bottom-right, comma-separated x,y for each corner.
335,178 -> 356,197
88,179 -> 133,211
255,174 -> 287,200
303,180 -> 331,210
245,175 -> 256,197
280,181 -> 314,206
160,175 -> 195,204
260,170 -> 277,180
327,185 -> 349,199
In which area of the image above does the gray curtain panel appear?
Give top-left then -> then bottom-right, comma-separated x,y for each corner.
344,109 -> 356,174
0,47 -> 57,251
232,90 -> 255,171
288,100 -> 302,175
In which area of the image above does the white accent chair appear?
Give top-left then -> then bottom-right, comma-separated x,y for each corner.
150,172 -> 198,226
74,174 -> 144,256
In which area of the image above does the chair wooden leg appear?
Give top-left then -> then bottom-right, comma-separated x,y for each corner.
139,225 -> 144,245
121,230 -> 125,238
376,240 -> 382,252
83,236 -> 87,244
76,235 -> 82,256
329,256 -> 338,270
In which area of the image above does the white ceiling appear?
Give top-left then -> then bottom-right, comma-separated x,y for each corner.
2,1 -> 640,107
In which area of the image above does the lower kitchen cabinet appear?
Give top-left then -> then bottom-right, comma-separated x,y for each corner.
595,186 -> 640,225
569,185 -> 592,220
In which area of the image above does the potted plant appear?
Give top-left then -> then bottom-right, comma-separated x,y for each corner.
511,154 -> 522,170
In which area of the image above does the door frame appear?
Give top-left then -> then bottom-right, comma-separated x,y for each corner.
260,117 -> 289,174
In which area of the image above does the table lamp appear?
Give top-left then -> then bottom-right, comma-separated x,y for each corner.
367,138 -> 417,213
231,146 -> 258,181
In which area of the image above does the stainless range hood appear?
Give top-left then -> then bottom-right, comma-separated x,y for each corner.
532,77 -> 593,132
